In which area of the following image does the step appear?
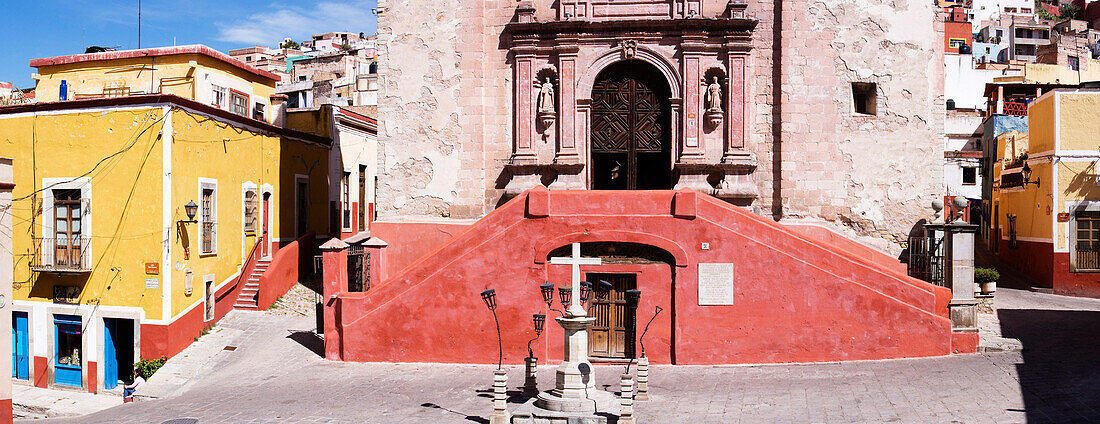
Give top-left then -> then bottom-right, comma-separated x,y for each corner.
233,304 -> 258,310
244,282 -> 259,288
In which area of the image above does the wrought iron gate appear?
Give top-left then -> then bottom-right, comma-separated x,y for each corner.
907,234 -> 946,287
346,245 -> 371,292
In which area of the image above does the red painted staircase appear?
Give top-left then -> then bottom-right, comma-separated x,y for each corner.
234,258 -> 270,310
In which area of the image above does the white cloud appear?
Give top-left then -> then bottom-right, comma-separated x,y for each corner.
216,1 -> 377,45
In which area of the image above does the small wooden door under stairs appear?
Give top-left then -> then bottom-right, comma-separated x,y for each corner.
585,273 -> 637,359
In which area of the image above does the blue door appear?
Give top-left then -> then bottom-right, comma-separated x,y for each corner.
12,312 -> 28,380
54,314 -> 82,387
104,319 -> 117,389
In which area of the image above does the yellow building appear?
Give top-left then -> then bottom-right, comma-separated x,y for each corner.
1,46 -> 331,392
991,89 -> 1100,298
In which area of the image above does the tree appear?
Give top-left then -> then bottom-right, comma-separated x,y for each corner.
339,43 -> 353,52
1059,4 -> 1079,20
281,39 -> 301,50
1037,7 -> 1058,22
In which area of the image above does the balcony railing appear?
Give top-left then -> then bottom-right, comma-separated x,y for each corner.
1003,101 -> 1028,116
31,237 -> 92,273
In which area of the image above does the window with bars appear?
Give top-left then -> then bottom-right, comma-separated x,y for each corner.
244,191 -> 257,233
358,165 -> 367,232
342,172 -> 351,229
1076,212 -> 1100,271
1007,214 -> 1017,248
201,185 -> 217,255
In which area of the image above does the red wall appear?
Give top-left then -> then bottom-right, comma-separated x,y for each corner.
1053,252 -> 1100,298
257,233 -> 311,309
369,220 -> 473,279
782,221 -> 907,275
944,21 -> 973,54
327,189 -> 953,365
995,238 -> 1055,289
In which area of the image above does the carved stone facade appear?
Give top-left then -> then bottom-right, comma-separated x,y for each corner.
375,0 -> 945,251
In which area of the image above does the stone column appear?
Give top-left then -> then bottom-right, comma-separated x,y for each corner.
678,34 -> 706,164
490,369 -> 509,424
945,223 -> 979,333
512,38 -> 539,165
555,43 -> 581,164
619,374 -> 635,424
635,356 -> 650,401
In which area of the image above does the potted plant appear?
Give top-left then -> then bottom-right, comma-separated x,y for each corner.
975,267 -> 999,296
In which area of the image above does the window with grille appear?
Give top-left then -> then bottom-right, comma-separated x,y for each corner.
342,172 -> 351,229
230,91 -> 249,116
962,167 -> 977,185
201,184 -> 217,255
1075,212 -> 1100,271
1007,214 -> 1017,248
244,191 -> 257,233
358,165 -> 367,232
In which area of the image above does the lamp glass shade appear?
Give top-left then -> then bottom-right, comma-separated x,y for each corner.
480,289 -> 497,311
533,313 -> 545,335
625,289 -> 641,309
579,281 -> 592,304
539,283 -> 555,304
595,280 -> 612,300
184,200 -> 199,221
558,286 -> 572,308
1022,162 -> 1032,181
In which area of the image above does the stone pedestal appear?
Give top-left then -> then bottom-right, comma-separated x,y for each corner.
618,374 -> 635,424
927,222 -> 979,333
490,370 -> 509,424
634,356 -> 649,401
534,316 -> 615,412
524,357 -> 539,395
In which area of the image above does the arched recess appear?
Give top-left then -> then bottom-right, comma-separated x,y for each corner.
533,231 -> 690,267
576,46 -> 683,100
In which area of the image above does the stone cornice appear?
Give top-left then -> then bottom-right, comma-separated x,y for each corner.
505,17 -> 757,39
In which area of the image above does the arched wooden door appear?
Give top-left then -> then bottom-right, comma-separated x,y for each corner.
590,60 -> 672,190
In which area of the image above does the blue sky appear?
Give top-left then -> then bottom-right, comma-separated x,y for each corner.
0,0 -> 378,90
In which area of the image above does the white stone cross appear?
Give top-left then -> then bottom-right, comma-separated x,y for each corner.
549,242 -> 601,317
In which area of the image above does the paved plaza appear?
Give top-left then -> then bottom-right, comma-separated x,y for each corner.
19,287 -> 1100,424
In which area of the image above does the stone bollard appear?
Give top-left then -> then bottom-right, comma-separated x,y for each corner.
619,373 -> 636,424
490,369 -> 509,424
635,356 -> 650,401
524,357 -> 538,394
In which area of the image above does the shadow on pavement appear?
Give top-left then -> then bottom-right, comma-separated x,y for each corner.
286,331 -> 324,357
998,308 -> 1100,422
421,402 -> 490,424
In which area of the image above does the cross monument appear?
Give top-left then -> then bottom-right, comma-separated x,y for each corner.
549,242 -> 601,317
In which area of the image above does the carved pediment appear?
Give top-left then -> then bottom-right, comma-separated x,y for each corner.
559,0 -> 705,21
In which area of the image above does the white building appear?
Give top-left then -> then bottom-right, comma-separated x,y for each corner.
971,0 -> 1037,33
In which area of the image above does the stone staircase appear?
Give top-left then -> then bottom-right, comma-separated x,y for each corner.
234,258 -> 270,310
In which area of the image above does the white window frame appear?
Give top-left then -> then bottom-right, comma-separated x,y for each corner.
341,171 -> 352,232
198,178 -> 218,256
230,91 -> 249,116
40,177 -> 92,267
211,85 -> 227,109
1068,202 -> 1100,272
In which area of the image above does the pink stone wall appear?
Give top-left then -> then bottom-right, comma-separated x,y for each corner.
376,0 -> 945,253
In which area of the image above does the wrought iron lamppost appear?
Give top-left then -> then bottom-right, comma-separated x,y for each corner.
594,280 -> 612,300
540,282 -> 564,316
558,286 -> 572,310
527,313 -> 546,357
623,289 -> 641,373
638,306 -> 664,357
480,289 -> 503,370
1022,162 -> 1041,188
579,281 -> 592,305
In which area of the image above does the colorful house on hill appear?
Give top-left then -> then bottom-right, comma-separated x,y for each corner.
1,46 -> 331,393
991,89 -> 1100,298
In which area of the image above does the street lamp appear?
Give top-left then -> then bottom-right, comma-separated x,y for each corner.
1022,162 -> 1041,188
480,289 -> 503,370
594,280 -> 612,300
182,200 -> 198,223
579,281 -> 592,305
527,313 -> 546,358
558,286 -> 572,309
540,282 -> 564,316
624,289 -> 641,373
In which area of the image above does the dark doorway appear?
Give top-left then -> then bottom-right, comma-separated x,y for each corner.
104,318 -> 134,389
585,273 -> 637,359
296,180 -> 309,237
590,60 -> 672,190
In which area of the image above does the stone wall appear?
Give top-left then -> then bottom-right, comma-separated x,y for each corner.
375,0 -> 945,252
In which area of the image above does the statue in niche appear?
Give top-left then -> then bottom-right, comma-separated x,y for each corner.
704,76 -> 725,128
705,76 -> 723,113
536,77 -> 557,135
537,77 -> 555,114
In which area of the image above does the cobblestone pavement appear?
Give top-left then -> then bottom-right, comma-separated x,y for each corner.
26,287 -> 1100,424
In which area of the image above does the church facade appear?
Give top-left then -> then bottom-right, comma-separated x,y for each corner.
374,0 -> 945,250
321,0 -> 971,366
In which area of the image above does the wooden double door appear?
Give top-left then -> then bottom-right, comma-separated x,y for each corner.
586,273 -> 637,359
590,60 -> 672,190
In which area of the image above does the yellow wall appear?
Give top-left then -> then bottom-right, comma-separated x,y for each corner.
1027,96 -> 1055,154
0,105 -> 329,321
0,108 -> 167,318
1011,62 -> 1100,85
34,53 -> 275,111
1059,92 -> 1100,151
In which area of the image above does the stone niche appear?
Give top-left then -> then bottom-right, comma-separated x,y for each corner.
504,0 -> 759,205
